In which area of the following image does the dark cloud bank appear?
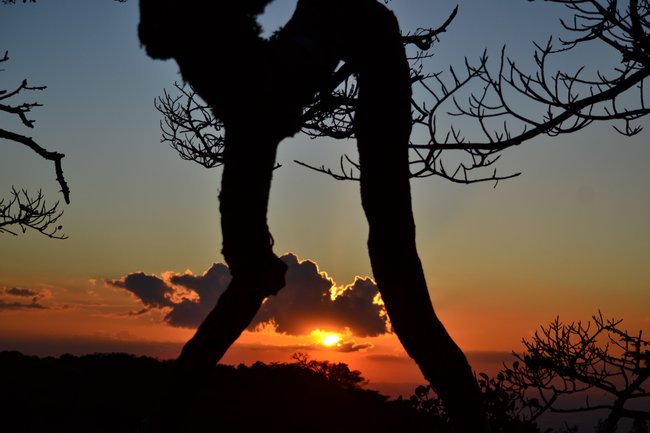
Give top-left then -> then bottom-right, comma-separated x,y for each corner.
4,287 -> 39,297
108,254 -> 388,337
0,287 -> 47,311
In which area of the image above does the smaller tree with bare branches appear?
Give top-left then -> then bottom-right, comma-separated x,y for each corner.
408,313 -> 648,432
503,312 -> 650,433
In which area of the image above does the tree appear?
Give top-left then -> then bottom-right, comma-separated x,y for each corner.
503,312 -> 650,433
141,1 -> 649,432
0,50 -> 69,239
289,352 -> 367,390
2,0 -> 128,239
409,377 -> 544,433
159,0 -> 650,182
406,313 -> 648,432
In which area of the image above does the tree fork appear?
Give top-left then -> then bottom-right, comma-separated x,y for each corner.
139,0 -> 488,431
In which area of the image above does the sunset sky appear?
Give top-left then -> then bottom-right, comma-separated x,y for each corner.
1,0 -> 649,397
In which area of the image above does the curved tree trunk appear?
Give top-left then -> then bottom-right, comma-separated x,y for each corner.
139,0 -> 487,431
176,127 -> 287,370
347,4 -> 486,431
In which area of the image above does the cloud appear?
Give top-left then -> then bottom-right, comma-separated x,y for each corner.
108,273 -> 176,309
0,286 -> 49,310
465,351 -> 514,364
165,263 -> 231,328
233,340 -> 372,354
0,299 -> 47,311
3,287 -> 39,297
366,354 -> 412,363
331,341 -> 373,353
255,254 -> 387,337
108,254 -> 389,337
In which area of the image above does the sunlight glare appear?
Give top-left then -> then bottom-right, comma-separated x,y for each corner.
322,334 -> 341,347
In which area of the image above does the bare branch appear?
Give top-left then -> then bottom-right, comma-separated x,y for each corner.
1,51 -> 70,238
154,81 -> 224,169
401,6 -> 458,50
0,188 -> 67,239
0,128 -> 70,204
407,0 -> 650,182
156,0 -> 650,187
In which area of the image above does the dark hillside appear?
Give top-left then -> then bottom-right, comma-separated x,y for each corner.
0,351 -> 434,433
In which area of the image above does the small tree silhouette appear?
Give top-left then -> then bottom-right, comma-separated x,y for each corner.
503,312 -> 650,433
407,313 -> 648,432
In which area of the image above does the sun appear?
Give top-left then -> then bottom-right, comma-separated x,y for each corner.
322,334 -> 342,347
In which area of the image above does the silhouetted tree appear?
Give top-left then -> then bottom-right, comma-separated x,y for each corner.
0,51 -> 68,238
406,313 -> 648,432
289,352 -> 367,389
142,1 -> 649,432
158,0 -> 650,182
2,0 -> 128,238
140,1 -> 486,431
409,377 -> 544,433
501,313 -> 650,433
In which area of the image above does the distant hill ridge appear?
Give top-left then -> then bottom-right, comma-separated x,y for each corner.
0,351 -> 433,433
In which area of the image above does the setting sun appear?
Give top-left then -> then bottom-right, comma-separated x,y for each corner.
322,334 -> 341,347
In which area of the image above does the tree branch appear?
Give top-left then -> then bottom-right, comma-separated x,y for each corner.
0,188 -> 67,238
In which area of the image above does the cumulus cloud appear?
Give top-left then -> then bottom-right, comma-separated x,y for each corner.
255,254 -> 387,337
165,263 -> 231,328
108,254 -> 389,337
109,273 -> 176,309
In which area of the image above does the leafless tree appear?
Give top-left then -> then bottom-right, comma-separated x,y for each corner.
158,0 -> 649,185
503,312 -> 649,433
142,1 -> 488,431
0,51 -> 68,239
408,313 -> 648,432
144,1 -> 648,432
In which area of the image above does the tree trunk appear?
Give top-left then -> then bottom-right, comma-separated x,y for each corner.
176,126 -> 287,370
139,1 -> 488,431
346,2 -> 487,432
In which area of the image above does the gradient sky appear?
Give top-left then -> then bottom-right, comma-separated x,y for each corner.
1,0 -> 649,397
